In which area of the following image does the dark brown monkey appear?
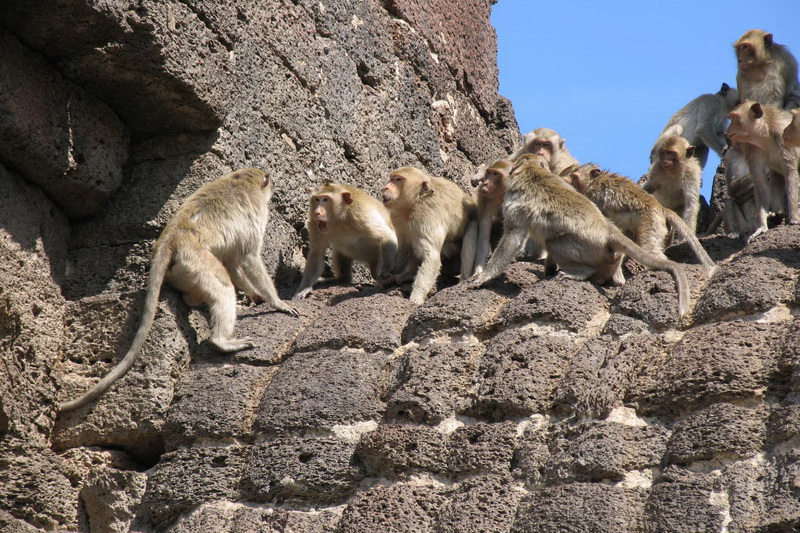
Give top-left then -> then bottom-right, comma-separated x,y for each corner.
60,168 -> 298,412
466,154 -> 690,317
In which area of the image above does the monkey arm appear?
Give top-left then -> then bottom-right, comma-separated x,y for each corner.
473,215 -> 494,274
240,253 -> 298,316
377,239 -> 399,280
408,238 -> 443,304
293,243 -> 327,299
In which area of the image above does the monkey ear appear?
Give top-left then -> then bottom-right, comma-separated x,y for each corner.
686,146 -> 696,159
589,168 -> 602,179
419,180 -> 434,197
750,102 -> 764,119
341,191 -> 353,205
721,82 -> 730,92
764,33 -> 773,48
261,172 -> 271,188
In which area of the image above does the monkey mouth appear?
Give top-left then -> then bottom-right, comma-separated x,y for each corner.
382,195 -> 393,206
317,221 -> 329,233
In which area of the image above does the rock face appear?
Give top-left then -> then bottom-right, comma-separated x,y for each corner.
0,1 -> 798,533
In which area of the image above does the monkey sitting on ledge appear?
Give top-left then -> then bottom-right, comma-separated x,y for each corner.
60,168 -> 298,413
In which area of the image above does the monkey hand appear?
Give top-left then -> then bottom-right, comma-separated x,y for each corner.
292,288 -> 313,300
463,273 -> 489,289
376,273 -> 397,289
746,226 -> 768,244
276,302 -> 300,317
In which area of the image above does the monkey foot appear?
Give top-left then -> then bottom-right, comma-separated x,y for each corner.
211,338 -> 256,352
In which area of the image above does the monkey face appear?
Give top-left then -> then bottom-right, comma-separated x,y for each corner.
480,170 -> 506,198
382,174 -> 403,207
659,150 -> 677,169
311,194 -> 333,233
530,139 -> 553,160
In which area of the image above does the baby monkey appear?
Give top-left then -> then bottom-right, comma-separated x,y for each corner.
60,168 -> 298,413
294,182 -> 398,299
568,164 -> 714,269
466,154 -> 690,316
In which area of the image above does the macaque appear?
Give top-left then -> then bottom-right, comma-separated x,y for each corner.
568,164 -> 714,269
652,83 -> 740,169
726,100 -> 800,240
510,127 -> 579,176
467,154 -> 690,317
734,29 -> 800,110
293,182 -> 397,299
783,108 -> 800,146
705,142 -> 758,237
60,168 -> 298,413
382,166 -> 477,304
470,159 -> 511,275
645,135 -> 703,233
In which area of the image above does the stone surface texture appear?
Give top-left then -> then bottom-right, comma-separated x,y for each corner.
0,1 -> 798,532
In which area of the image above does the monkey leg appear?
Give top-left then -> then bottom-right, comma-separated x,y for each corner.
170,251 -> 255,352
332,251 -> 353,283
636,221 -> 669,260
468,225 -> 526,286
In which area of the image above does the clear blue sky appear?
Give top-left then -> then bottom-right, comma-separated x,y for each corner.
491,0 -> 800,200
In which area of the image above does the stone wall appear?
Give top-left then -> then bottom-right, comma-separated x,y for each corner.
0,1 -> 799,532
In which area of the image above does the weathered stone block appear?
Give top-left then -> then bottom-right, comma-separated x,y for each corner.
386,340 -> 482,423
253,349 -> 387,434
241,436 -> 362,504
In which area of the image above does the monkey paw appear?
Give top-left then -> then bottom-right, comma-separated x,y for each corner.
292,288 -> 312,300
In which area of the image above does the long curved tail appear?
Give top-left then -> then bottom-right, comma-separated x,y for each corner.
607,224 -> 690,317
663,209 -> 715,270
59,243 -> 171,413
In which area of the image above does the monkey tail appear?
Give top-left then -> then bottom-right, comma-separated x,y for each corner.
59,243 -> 172,413
607,224 -> 690,317
663,209 -> 716,270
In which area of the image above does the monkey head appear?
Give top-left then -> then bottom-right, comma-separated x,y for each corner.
526,128 -> 564,165
782,108 -> 800,147
382,167 -> 430,216
567,163 -> 601,193
653,136 -> 696,173
734,29 -> 773,71
308,184 -> 353,235
727,100 -> 772,151
476,160 -> 511,199
512,153 -> 550,175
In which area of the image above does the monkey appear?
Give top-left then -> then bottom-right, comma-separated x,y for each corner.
465,154 -> 690,317
703,142 -> 758,237
293,182 -> 397,299
381,166 -> 477,304
568,164 -> 714,269
726,100 -> 800,240
652,83 -> 740,169
509,127 -> 580,176
60,168 -> 299,412
470,159 -> 511,275
734,29 -> 800,110
782,108 -> 800,146
644,135 -> 703,233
